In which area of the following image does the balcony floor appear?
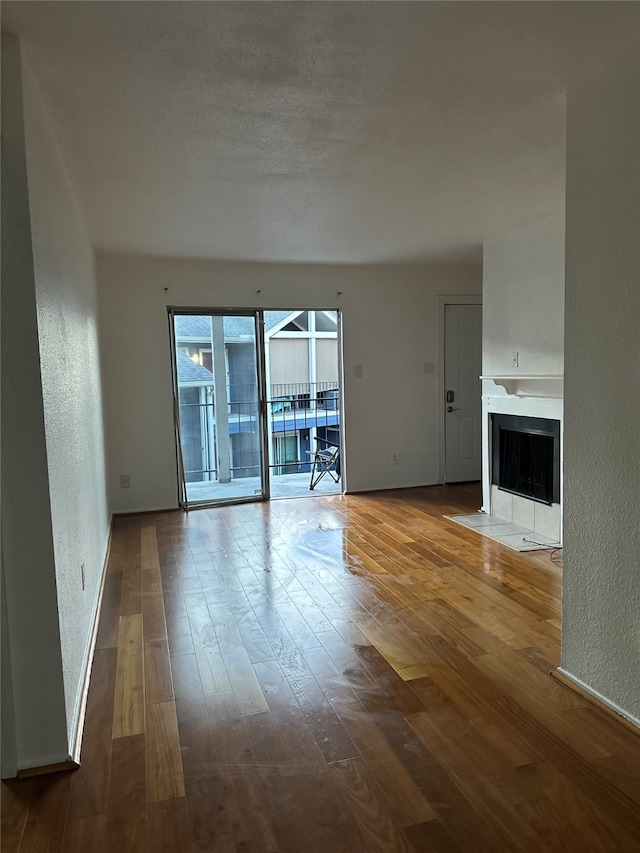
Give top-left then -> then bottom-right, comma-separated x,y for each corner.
185,469 -> 341,504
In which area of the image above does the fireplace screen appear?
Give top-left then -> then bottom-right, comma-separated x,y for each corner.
499,429 -> 554,503
492,414 -> 560,505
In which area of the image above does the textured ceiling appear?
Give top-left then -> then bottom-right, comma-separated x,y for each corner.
3,1 -> 637,264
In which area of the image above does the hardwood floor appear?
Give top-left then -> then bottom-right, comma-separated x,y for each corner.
3,485 -> 640,852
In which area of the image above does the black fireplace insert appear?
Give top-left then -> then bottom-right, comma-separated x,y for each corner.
491,414 -> 560,505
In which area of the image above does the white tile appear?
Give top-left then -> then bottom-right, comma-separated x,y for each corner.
512,496 -> 536,530
484,523 -> 529,537
490,486 -> 513,522
534,502 -> 561,543
522,531 -> 559,546
487,532 -> 556,552
445,514 -> 557,551
486,532 -> 531,550
450,513 -> 502,529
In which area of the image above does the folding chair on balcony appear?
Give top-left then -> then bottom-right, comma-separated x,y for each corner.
308,435 -> 341,490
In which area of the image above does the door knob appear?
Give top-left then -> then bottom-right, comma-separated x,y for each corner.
447,406 -> 460,413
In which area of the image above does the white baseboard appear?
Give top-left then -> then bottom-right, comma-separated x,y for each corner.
555,666 -> 640,730
67,515 -> 114,765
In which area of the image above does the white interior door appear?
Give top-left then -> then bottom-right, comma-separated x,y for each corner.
444,303 -> 482,482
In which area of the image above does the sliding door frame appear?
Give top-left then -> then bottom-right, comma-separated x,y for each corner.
256,310 -> 271,501
168,307 -> 270,509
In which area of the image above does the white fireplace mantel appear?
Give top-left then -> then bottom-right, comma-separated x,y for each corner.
480,374 -> 563,398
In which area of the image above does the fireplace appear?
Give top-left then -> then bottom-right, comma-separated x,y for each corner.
491,414 -> 560,505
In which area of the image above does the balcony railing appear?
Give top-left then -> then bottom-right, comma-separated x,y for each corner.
178,382 -> 340,482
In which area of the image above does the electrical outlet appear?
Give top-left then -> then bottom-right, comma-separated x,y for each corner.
120,474 -> 131,488
424,362 -> 434,375
80,562 -> 85,591
392,452 -> 399,465
512,351 -> 519,368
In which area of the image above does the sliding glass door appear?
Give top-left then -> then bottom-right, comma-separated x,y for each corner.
170,310 -> 268,506
265,310 -> 342,499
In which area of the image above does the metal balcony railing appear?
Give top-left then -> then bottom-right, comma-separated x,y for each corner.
178,382 -> 340,482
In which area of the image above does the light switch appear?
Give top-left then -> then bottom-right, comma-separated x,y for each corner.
354,364 -> 364,378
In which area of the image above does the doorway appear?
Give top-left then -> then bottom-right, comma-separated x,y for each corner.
170,308 -> 342,507
442,300 -> 482,483
170,310 -> 268,506
265,310 -> 342,500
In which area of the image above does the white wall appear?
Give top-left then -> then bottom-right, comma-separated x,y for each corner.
483,214 -> 565,379
1,34 -> 69,775
562,49 -> 640,724
22,55 -> 111,739
480,216 -> 565,537
97,255 -> 481,512
1,37 -> 110,774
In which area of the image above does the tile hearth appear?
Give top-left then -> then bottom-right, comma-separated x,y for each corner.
446,512 -> 560,552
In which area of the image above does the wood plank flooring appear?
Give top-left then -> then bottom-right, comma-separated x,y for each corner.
3,485 -> 640,852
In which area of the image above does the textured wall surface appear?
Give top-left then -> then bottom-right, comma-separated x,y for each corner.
563,48 -> 640,723
1,35 -> 69,774
483,214 -> 565,379
21,57 -> 110,737
97,255 -> 481,512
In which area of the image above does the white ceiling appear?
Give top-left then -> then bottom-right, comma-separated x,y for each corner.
3,1 -> 637,264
